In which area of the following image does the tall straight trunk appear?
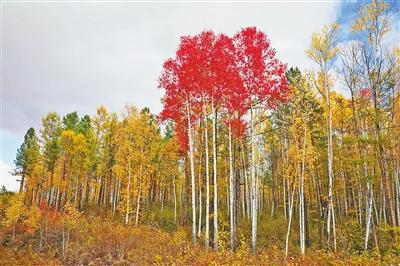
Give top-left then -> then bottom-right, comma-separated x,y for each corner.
161,178 -> 164,211
83,176 -> 88,209
283,137 -> 290,220
77,178 -> 82,210
235,153 -> 240,231
365,183 -> 374,250
394,161 -> 400,226
62,227 -> 65,260
338,144 -> 348,216
304,194 -> 310,247
113,179 -> 119,215
326,70 -> 336,251
228,124 -> 236,252
173,178 -> 177,224
243,150 -> 250,219
179,172 -> 183,222
212,100 -> 218,250
204,109 -> 211,249
299,126 -> 307,255
250,104 -> 257,254
198,186 -> 202,237
47,169 -> 55,205
283,176 -> 287,221
332,200 -> 337,252
135,181 -> 142,226
314,166 -> 323,248
241,169 -> 246,219
226,165 -> 229,211
197,136 -> 203,238
55,188 -> 60,210
183,161 -> 189,226
285,187 -> 295,257
261,174 -> 264,212
98,178 -> 104,206
104,171 -> 109,207
246,168 -> 251,219
186,99 -> 197,243
125,161 -> 131,225
270,140 -> 277,217
358,182 -> 364,224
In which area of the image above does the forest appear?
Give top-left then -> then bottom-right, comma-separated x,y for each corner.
1,1 -> 400,265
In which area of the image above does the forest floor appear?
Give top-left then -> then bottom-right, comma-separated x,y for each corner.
1,213 -> 399,266
1,196 -> 399,266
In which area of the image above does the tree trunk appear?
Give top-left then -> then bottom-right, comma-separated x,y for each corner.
198,186 -> 202,237
394,161 -> 400,226
228,124 -> 236,252
212,101 -> 218,250
204,109 -> 211,249
250,104 -> 257,254
365,183 -> 374,250
299,126 -> 307,255
125,161 -> 131,225
285,187 -> 295,257
243,149 -> 250,220
173,179 -> 177,224
47,169 -> 55,206
135,182 -> 142,226
19,174 -> 25,194
186,99 -> 197,243
197,136 -> 203,238
326,73 -> 336,251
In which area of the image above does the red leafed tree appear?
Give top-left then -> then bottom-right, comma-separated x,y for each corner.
159,27 -> 289,251
233,27 -> 289,107
234,26 -> 289,254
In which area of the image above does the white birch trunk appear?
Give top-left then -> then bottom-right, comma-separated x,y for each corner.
125,161 -> 131,225
161,178 -> 164,211
283,177 -> 287,221
299,126 -> 307,255
204,109 -> 211,249
394,161 -> 400,226
285,188 -> 295,257
326,72 -> 336,251
365,183 -> 373,250
198,140 -> 202,238
243,151 -> 250,219
229,124 -> 235,251
212,100 -> 218,250
198,187 -> 202,237
173,178 -> 177,224
186,99 -> 197,243
332,202 -> 337,252
241,169 -> 246,219
135,182 -> 141,226
250,104 -> 257,254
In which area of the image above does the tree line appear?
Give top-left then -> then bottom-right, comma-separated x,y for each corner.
13,106 -> 181,226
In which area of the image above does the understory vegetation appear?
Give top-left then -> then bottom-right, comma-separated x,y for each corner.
1,194 -> 399,265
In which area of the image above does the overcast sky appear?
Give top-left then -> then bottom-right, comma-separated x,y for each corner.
1,1 -> 399,191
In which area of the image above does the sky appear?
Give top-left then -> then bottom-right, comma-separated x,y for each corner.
1,1 -> 399,191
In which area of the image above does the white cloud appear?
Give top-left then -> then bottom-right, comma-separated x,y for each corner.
0,159 -> 19,192
4,2 -> 341,136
